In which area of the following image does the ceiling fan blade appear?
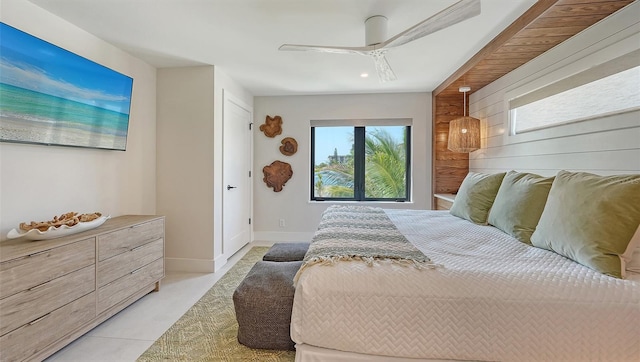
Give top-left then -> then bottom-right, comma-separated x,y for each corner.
382,0 -> 481,49
279,44 -> 372,55
371,52 -> 397,83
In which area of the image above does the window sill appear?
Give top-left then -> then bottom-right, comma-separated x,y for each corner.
308,200 -> 413,205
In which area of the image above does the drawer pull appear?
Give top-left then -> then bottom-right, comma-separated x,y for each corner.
29,313 -> 51,325
131,266 -> 144,275
129,244 -> 146,252
28,250 -> 50,257
28,281 -> 49,291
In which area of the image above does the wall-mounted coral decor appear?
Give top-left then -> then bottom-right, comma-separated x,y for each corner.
263,160 -> 293,192
259,115 -> 283,138
279,137 -> 298,156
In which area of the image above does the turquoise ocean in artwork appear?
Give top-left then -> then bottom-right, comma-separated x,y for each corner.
0,83 -> 129,137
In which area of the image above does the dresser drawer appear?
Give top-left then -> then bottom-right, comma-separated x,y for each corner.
97,258 -> 164,313
98,219 -> 164,261
0,265 -> 95,337
0,292 -> 95,362
0,238 -> 95,299
98,238 -> 163,287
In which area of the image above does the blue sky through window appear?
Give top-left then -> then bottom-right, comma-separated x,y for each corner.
314,126 -> 405,164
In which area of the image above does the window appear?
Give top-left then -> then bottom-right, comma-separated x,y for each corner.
509,51 -> 640,135
311,121 -> 411,201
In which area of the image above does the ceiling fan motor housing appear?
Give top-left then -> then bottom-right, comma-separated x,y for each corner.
365,15 -> 388,46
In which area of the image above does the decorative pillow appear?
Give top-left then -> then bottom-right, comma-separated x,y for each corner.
450,172 -> 506,224
530,170 -> 640,279
488,171 -> 554,245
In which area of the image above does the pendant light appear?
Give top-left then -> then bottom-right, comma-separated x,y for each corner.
447,86 -> 480,153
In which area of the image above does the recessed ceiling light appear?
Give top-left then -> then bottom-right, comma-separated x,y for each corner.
360,73 -> 369,78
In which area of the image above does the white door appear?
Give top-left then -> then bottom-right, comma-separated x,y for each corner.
222,90 -> 252,257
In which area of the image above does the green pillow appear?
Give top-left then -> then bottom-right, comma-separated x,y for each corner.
450,172 -> 506,224
488,171 -> 554,245
530,170 -> 640,279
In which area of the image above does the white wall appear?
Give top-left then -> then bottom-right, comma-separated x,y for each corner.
0,0 -> 157,240
253,93 -> 431,242
157,66 -> 253,272
156,66 -> 215,271
469,2 -> 640,176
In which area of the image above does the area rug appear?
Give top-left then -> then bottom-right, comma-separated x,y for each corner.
137,247 -> 296,361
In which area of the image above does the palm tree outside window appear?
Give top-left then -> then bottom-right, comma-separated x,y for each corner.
311,124 -> 411,201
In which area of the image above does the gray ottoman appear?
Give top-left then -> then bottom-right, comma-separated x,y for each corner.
233,260 -> 302,351
262,242 -> 310,262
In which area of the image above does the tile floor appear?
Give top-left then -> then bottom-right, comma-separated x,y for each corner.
45,242 -> 267,362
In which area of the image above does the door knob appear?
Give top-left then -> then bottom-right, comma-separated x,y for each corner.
227,185 -> 237,190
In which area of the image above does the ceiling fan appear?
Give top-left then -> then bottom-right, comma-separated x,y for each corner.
279,0 -> 481,82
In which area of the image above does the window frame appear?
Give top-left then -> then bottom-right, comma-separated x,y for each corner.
310,122 -> 411,202
502,46 -> 640,146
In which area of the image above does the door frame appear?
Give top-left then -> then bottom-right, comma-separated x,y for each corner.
221,89 -> 253,259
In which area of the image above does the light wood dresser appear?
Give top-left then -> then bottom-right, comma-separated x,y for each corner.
0,215 -> 164,362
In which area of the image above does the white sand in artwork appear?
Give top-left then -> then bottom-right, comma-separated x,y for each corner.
0,116 -> 127,150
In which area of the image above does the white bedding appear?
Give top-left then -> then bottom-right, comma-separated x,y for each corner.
291,209 -> 640,361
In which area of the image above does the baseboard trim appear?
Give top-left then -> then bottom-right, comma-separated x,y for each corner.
166,235 -> 312,272
253,231 -> 314,243
213,253 -> 228,272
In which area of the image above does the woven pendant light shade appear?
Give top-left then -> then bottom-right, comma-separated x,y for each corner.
447,86 -> 481,153
448,116 -> 480,152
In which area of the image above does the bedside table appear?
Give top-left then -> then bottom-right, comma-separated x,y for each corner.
434,193 -> 456,211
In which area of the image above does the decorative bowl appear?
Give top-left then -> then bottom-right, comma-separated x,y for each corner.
7,215 -> 110,241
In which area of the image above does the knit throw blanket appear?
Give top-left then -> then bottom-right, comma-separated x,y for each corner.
294,205 -> 437,284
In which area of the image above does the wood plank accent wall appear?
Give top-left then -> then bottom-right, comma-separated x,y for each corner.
431,0 -> 634,203
469,3 -> 640,177
433,93 -> 469,194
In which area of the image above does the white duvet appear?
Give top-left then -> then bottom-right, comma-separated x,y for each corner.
291,210 -> 640,361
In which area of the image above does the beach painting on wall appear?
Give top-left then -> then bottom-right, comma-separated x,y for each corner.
0,22 -> 133,151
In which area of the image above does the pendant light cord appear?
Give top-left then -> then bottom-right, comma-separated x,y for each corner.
462,75 -> 469,117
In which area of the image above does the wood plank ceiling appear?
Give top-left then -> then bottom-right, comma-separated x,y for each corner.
431,0 -> 635,200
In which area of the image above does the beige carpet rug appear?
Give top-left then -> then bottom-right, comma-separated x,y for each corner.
138,247 -> 296,361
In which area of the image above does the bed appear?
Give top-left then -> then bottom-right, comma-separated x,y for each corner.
291,171 -> 640,362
